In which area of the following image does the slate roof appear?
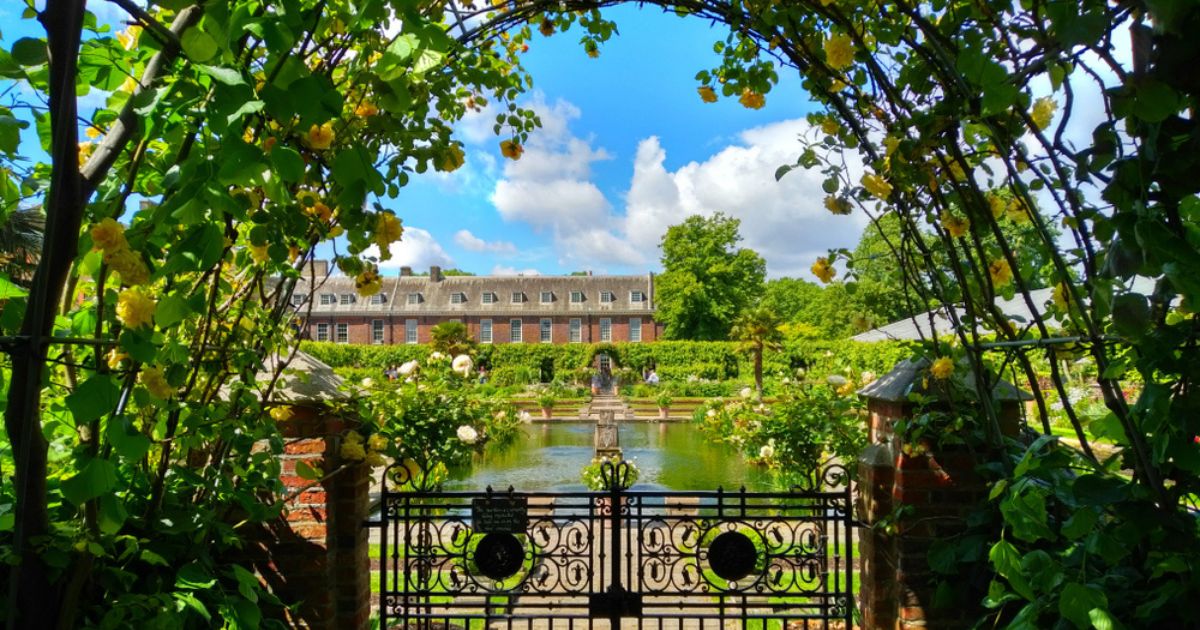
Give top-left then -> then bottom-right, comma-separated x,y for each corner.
292,273 -> 657,317
857,357 -> 1031,402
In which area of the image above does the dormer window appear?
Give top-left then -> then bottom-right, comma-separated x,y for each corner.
370,293 -> 386,305
340,294 -> 356,305
407,292 -> 422,305
630,291 -> 645,303
540,291 -> 553,304
482,292 -> 496,304
511,292 -> 524,304
599,291 -> 614,303
320,294 -> 335,305
291,294 -> 307,306
570,291 -> 584,303
450,292 -> 467,304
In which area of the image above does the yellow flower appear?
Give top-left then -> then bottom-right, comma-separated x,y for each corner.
375,212 -> 403,247
988,193 -> 1006,219
988,258 -> 1013,287
823,33 -> 855,70
340,440 -> 366,461
738,89 -> 765,110
305,122 -> 335,150
85,126 -> 103,140
941,213 -> 969,238
106,349 -> 128,371
90,218 -> 127,252
824,196 -> 851,215
328,225 -> 345,238
821,117 -> 839,135
883,136 -> 900,158
356,266 -> 382,297
861,173 -> 893,201
829,79 -> 846,93
1031,97 -> 1056,131
367,433 -> 388,452
354,102 -> 379,118
697,85 -> 717,103
836,381 -> 856,396
811,257 -> 836,284
930,357 -> 954,380
1006,197 -> 1031,224
307,201 -> 333,223
1052,282 -> 1070,311
249,244 -> 270,264
270,406 -> 294,421
364,451 -> 387,467
586,44 -> 599,59
500,140 -> 524,160
116,288 -> 156,329
78,142 -> 94,163
104,247 -> 150,286
140,365 -> 174,399
296,189 -> 320,208
436,144 -> 465,172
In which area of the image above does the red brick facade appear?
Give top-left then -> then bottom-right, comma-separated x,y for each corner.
305,314 -> 663,345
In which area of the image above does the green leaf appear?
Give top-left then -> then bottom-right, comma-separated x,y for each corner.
988,540 -> 1035,600
61,457 -> 119,506
1000,487 -> 1055,543
195,64 -> 245,86
140,549 -> 169,567
174,592 -> 212,622
1111,293 -> 1150,339
1061,507 -> 1098,540
155,294 -> 191,329
65,375 -> 119,424
1132,79 -> 1180,123
271,145 -> 305,182
181,27 -> 219,63
1059,582 -> 1107,629
97,494 -> 128,535
106,416 -> 151,461
295,460 -> 322,481
10,38 -> 47,66
176,561 -> 217,590
232,564 -> 259,603
0,275 -> 29,300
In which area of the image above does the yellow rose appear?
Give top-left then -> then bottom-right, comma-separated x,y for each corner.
988,258 -> 1013,287
106,349 -> 128,371
249,244 -> 270,264
270,406 -> 294,421
364,451 -> 387,467
930,357 -> 954,380
356,267 -> 382,297
738,89 -> 765,110
1031,97 -> 1056,131
307,201 -> 333,223
697,85 -> 717,103
824,196 -> 851,215
340,440 -> 366,461
823,33 -> 855,70
988,193 -> 1006,219
116,288 -> 156,329
883,136 -> 900,158
305,122 -> 336,150
941,213 -> 969,238
354,102 -> 379,118
367,433 -> 388,452
104,247 -> 150,286
140,365 -> 174,399
861,173 -> 893,201
90,218 -> 127,252
821,117 -> 839,135
375,212 -> 403,247
500,139 -> 524,160
436,144 -> 465,172
811,257 -> 836,284
1052,282 -> 1070,311
1006,197 -> 1031,223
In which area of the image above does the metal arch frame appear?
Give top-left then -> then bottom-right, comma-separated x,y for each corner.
369,460 -> 857,629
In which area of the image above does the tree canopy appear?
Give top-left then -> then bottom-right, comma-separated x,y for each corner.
655,213 -> 766,341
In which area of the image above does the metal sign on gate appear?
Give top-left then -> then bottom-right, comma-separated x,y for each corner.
370,460 -> 855,629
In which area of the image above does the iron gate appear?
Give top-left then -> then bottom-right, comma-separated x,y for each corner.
371,461 -> 855,629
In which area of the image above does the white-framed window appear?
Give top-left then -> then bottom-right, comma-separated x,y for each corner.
335,323 -> 349,343
540,291 -> 553,304
372,319 -> 385,344
630,291 -> 645,303
629,318 -> 642,343
569,318 -> 582,343
480,319 -> 493,344
511,292 -> 524,304
316,323 -> 330,341
570,291 -> 584,303
407,292 -> 421,305
405,319 -> 418,344
599,318 -> 612,342
509,318 -> 522,343
370,293 -> 386,304
320,294 -> 335,305
540,318 -> 552,343
340,294 -> 355,305
482,292 -> 496,304
291,294 -> 306,306
599,291 -> 614,303
450,292 -> 467,304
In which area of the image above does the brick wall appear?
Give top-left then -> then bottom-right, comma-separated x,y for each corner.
307,314 -> 658,346
242,406 -> 370,630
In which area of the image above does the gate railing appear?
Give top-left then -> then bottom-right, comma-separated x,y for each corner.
369,461 -> 856,629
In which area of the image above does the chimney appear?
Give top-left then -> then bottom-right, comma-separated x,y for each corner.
310,259 -> 329,278
400,266 -> 413,277
430,266 -> 443,282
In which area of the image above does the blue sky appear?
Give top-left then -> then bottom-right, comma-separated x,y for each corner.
3,3 -> 873,279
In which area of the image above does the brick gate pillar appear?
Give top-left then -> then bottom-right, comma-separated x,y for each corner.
856,358 -> 1028,630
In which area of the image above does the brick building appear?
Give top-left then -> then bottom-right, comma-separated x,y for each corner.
292,263 -> 661,345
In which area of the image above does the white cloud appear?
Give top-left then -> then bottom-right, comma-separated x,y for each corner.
364,226 -> 454,270
454,229 -> 516,254
492,265 -> 541,276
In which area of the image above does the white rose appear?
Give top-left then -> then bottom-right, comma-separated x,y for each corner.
429,351 -> 446,362
739,387 -> 753,399
452,354 -> 473,377
860,371 -> 876,384
398,360 -> 419,376
456,425 -> 479,444
361,377 -> 374,388
826,375 -> 848,387
759,444 -> 775,460
518,411 -> 532,423
706,409 -> 717,418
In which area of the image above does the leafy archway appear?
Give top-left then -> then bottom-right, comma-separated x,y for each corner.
3,0 -> 1198,627
583,342 -> 623,370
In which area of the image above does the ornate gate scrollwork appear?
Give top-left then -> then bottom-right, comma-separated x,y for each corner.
371,459 -> 857,629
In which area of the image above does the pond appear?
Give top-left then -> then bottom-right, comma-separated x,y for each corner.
443,421 -> 776,493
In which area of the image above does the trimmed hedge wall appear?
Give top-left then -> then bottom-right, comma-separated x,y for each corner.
301,339 -> 914,383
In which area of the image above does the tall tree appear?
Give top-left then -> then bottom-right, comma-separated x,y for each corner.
731,304 -> 783,392
430,321 -> 475,356
656,213 -> 765,340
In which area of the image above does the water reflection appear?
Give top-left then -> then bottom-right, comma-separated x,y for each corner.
444,422 -> 774,492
